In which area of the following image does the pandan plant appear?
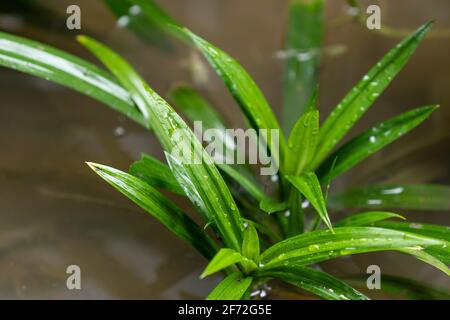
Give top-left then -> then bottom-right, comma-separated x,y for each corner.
0,0 -> 449,300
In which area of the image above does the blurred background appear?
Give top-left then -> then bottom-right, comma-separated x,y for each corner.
0,0 -> 448,298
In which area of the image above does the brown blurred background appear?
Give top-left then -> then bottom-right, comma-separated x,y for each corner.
0,0 -> 448,298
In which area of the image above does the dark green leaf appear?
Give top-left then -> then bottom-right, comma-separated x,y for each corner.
87,163 -> 217,259
129,153 -> 184,195
258,265 -> 368,300
282,0 -> 324,134
329,184 -> 450,211
286,173 -> 333,232
335,211 -> 405,227
206,273 -> 253,300
317,105 -> 438,181
311,22 -> 433,168
0,31 -> 146,129
78,35 -> 244,252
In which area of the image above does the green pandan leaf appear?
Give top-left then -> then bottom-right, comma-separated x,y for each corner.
317,105 -> 438,182
206,273 -> 253,300
311,22 -> 433,168
335,211 -> 405,227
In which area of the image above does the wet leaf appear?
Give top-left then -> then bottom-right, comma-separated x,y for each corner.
335,211 -> 405,227
311,22 -> 433,168
87,163 -> 217,259
285,108 -> 319,176
317,105 -> 438,182
258,265 -> 368,300
0,31 -> 146,128
79,35 -> 244,252
206,273 -> 253,300
201,249 -> 250,279
260,227 -> 445,270
242,224 -> 260,263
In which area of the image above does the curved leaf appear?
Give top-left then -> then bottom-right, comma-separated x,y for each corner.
285,109 -> 319,176
260,227 -> 445,269
0,31 -> 146,128
87,163 -> 217,259
286,173 -> 333,232
78,35 -> 244,252
242,224 -> 260,263
258,265 -> 368,300
329,184 -> 450,211
201,249 -> 247,279
206,273 -> 253,300
311,21 -> 433,168
335,211 -> 405,227
317,105 -> 438,181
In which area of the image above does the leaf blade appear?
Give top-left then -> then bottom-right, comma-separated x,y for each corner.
206,273 -> 253,300
317,105 -> 438,181
87,162 -> 217,259
258,265 -> 368,300
311,22 -> 433,168
334,211 -> 405,227
286,173 -> 333,232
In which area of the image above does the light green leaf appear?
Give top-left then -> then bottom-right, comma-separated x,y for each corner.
311,22 -> 433,168
242,224 -> 260,263
286,173 -> 333,232
259,198 -> 288,214
129,153 -> 184,195
282,0 -> 324,134
78,35 -> 244,252
285,109 -> 319,176
260,227 -> 445,269
258,265 -> 368,300
201,248 -> 248,279
372,221 -> 450,241
317,105 -> 438,181
86,163 -> 217,259
329,184 -> 450,211
206,273 -> 253,300
335,211 -> 405,227
0,31 -> 146,128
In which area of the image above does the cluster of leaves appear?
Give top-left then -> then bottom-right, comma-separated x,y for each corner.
1,0 -> 449,300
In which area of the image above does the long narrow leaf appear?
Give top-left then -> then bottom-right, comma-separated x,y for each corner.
78,36 -> 244,252
286,173 -> 333,232
0,32 -> 146,128
334,211 -> 405,227
258,265 -> 368,300
311,22 -> 433,168
329,184 -> 450,211
86,163 -> 217,259
201,249 -> 246,279
285,109 -> 319,176
317,105 -> 438,181
206,273 -> 253,300
281,0 -> 324,134
260,227 -> 445,269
